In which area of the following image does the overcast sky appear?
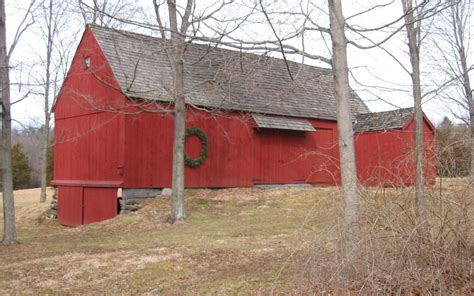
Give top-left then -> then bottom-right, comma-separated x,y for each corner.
5,0 -> 473,128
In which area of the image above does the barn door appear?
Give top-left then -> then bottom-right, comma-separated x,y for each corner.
58,186 -> 118,226
57,186 -> 84,226
83,187 -> 118,224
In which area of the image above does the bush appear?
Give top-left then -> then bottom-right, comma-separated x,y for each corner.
279,181 -> 473,294
436,118 -> 470,177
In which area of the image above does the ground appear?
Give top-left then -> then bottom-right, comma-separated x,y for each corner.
1,181 -> 472,294
0,186 -> 339,294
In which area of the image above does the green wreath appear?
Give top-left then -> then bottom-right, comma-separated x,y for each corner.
184,127 -> 208,168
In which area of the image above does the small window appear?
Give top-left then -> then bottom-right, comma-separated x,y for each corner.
84,56 -> 91,69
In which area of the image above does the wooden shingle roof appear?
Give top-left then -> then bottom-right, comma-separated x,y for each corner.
90,25 -> 368,120
353,108 -> 414,132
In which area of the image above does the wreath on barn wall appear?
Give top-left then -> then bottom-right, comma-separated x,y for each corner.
184,127 -> 208,168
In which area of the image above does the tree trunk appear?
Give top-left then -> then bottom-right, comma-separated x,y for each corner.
166,0 -> 187,223
402,0 -> 428,230
169,59 -> 186,223
457,21 -> 474,181
328,0 -> 359,259
0,0 -> 16,244
460,40 -> 474,182
39,115 -> 50,203
471,106 -> 474,181
40,0 -> 53,203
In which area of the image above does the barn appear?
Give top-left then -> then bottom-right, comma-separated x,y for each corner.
354,108 -> 436,187
52,25 -> 436,226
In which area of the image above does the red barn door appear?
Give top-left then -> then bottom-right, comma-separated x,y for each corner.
83,187 -> 118,224
57,186 -> 118,226
58,186 -> 83,226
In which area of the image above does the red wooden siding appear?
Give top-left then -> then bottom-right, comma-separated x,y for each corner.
122,108 -> 339,188
54,112 -> 125,183
54,26 -> 126,119
53,27 -> 126,226
355,116 -> 436,187
57,186 -> 83,226
54,25 -> 126,185
83,188 -> 118,224
57,186 -> 118,226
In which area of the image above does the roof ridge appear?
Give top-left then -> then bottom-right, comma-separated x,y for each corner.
358,107 -> 414,115
88,24 -> 334,73
87,25 -> 369,120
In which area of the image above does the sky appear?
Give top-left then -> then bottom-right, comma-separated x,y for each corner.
5,0 -> 473,128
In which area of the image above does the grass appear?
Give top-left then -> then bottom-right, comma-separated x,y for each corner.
1,180 -> 471,294
0,187 -> 337,294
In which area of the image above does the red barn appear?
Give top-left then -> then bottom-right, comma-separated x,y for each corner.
354,108 -> 436,187
52,25 -> 436,226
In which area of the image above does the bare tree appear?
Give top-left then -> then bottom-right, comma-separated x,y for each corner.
400,0 -> 452,231
431,0 -> 473,180
151,0 -> 193,223
327,0 -> 359,264
401,0 -> 428,230
78,0 -> 144,29
34,0 -> 77,203
38,0 -> 54,203
1,0 -> 36,243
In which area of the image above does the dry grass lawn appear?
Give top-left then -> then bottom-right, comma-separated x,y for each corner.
0,180 -> 472,294
0,186 -> 339,294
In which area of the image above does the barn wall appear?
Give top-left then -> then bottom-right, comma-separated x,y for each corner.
54,112 -> 125,182
57,186 -> 83,227
53,25 -> 126,184
54,25 -> 438,195
123,107 -> 340,188
355,116 -> 436,187
54,26 -> 126,120
53,26 -> 126,226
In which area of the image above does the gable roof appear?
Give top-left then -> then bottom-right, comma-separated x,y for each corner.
353,108 -> 414,132
89,25 -> 368,120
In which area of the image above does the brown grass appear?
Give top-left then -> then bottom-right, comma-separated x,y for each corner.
0,186 -> 334,294
279,179 -> 474,294
0,181 -> 472,294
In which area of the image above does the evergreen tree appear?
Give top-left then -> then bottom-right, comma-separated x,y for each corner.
11,144 -> 31,189
46,143 -> 53,184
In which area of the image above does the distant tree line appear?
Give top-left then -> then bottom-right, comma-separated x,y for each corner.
436,117 -> 471,177
0,125 -> 53,190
